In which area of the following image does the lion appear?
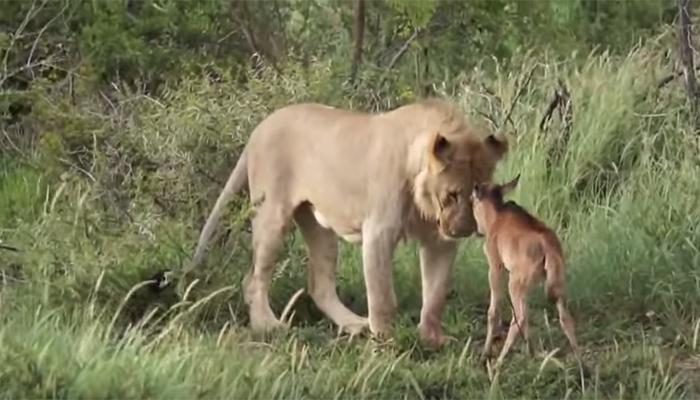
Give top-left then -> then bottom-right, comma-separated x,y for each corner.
187,98 -> 508,346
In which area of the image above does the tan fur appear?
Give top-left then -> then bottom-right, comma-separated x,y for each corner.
471,175 -> 579,368
187,98 -> 508,346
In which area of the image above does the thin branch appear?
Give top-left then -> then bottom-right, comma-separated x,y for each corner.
216,28 -> 239,44
658,70 -> 683,88
0,244 -> 20,252
541,79 -> 573,174
2,0 -> 40,77
376,28 -> 421,90
26,1 -> 68,74
502,65 -> 537,131
385,28 -> 420,71
0,58 -> 53,87
58,157 -> 96,183
539,81 -> 571,132
657,65 -> 700,89
475,109 -> 498,130
1,128 -> 28,159
196,166 -> 225,186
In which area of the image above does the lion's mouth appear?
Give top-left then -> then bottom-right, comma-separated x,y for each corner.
439,228 -> 472,241
443,234 -> 460,241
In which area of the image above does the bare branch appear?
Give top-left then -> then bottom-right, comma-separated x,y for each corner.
385,28 -> 420,71
0,244 -> 20,252
375,28 -> 421,90
539,81 -> 571,132
502,65 -> 537,131
1,127 -> 29,159
658,70 -> 683,88
2,0 -> 41,77
26,1 -> 69,75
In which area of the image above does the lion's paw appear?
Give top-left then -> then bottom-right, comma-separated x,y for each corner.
250,316 -> 286,333
340,317 -> 370,337
418,321 -> 456,348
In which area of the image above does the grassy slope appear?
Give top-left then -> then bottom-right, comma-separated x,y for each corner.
1,44 -> 700,399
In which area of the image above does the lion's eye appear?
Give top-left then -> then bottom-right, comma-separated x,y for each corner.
446,190 -> 459,204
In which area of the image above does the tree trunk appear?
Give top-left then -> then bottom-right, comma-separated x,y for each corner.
350,0 -> 365,84
679,0 -> 699,124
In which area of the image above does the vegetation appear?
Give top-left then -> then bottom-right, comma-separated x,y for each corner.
2,0 -> 699,398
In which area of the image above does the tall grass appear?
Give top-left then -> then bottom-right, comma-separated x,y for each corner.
1,41 -> 699,398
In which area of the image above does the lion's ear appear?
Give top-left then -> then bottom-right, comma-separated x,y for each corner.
485,133 -> 508,159
429,132 -> 453,170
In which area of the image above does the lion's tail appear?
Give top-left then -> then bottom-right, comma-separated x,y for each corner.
189,147 -> 249,269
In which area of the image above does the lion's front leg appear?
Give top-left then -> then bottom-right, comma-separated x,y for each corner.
418,239 -> 458,347
361,223 -> 401,340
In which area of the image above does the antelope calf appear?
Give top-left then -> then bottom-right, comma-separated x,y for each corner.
471,174 -> 579,368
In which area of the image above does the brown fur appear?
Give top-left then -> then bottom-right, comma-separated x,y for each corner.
471,175 -> 579,368
186,98 -> 508,346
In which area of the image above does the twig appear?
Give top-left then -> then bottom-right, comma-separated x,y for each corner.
658,70 -> 684,88
58,158 -> 96,182
0,59 -> 53,88
385,28 -> 420,72
196,166 -> 225,186
556,79 -> 573,135
1,128 -> 28,159
539,92 -> 561,131
0,244 -> 20,252
2,0 -> 40,78
660,67 -> 700,89
502,65 -> 537,131
476,110 -> 499,130
26,1 -> 68,75
539,80 -> 571,132
541,80 -> 573,175
216,29 -> 239,44
376,28 -> 421,90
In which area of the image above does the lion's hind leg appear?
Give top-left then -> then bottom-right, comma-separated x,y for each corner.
244,200 -> 294,332
294,205 -> 369,336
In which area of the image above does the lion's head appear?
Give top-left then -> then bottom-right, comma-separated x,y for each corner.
413,130 -> 508,240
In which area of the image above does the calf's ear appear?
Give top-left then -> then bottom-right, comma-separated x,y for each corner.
500,173 -> 520,195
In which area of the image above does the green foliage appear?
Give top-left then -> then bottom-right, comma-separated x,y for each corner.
2,40 -> 700,397
386,0 -> 437,30
0,160 -> 44,226
77,0 -> 242,88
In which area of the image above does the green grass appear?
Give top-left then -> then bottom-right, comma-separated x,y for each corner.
2,42 -> 700,399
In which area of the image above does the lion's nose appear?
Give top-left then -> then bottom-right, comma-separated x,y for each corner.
451,228 -> 472,238
452,219 -> 476,238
